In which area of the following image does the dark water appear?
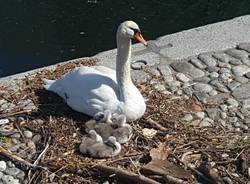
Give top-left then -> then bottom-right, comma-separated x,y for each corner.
0,0 -> 250,77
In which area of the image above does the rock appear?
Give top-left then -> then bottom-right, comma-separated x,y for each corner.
193,77 -> 210,83
32,134 -> 42,144
6,161 -> 15,168
0,161 -> 7,171
23,130 -> 33,139
131,70 -> 150,83
210,80 -> 229,93
182,114 -> 193,121
167,81 -> 181,91
219,68 -> 231,74
220,104 -> 228,112
193,91 -> 209,102
4,167 -> 21,177
210,72 -> 219,78
205,108 -> 220,121
176,73 -> 190,83
189,120 -> 200,126
0,119 -> 9,126
170,61 -> 205,79
193,83 -> 213,93
200,118 -> 214,127
208,90 -> 218,96
234,76 -> 249,84
206,66 -> 220,73
227,81 -> 241,91
194,112 -> 205,119
237,43 -> 250,53
189,58 -> 206,69
220,112 -> 227,119
213,52 -> 232,63
226,98 -> 239,108
225,48 -> 249,60
242,99 -> 250,110
232,83 -> 250,99
198,53 -> 217,67
9,145 -> 21,152
157,64 -> 173,82
234,122 -> 242,128
153,84 -> 166,92
245,71 -> 250,79
232,65 -> 250,76
26,140 -> 36,150
10,133 -> 21,139
219,73 -> 231,81
229,117 -> 238,123
2,175 -> 19,184
229,59 -> 242,65
204,93 -> 230,104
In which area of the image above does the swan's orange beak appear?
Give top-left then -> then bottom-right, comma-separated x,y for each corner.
134,32 -> 147,46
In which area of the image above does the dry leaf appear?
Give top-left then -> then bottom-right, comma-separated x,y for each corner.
142,128 -> 157,139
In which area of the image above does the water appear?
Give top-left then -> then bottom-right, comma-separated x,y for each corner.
0,0 -> 250,77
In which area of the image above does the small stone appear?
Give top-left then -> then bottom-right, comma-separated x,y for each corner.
237,42 -> 250,53
232,65 -> 250,76
167,81 -> 181,91
182,114 -> 193,121
198,53 -> 217,67
0,119 -> 9,126
218,62 -> 231,68
207,66 -> 220,73
235,127 -> 241,132
193,77 -> 210,83
229,59 -> 242,65
193,83 -> 213,93
234,122 -> 242,128
200,118 -> 214,127
176,90 -> 183,95
232,83 -> 250,99
10,133 -> 21,139
157,64 -> 173,82
16,170 -> 25,180
189,120 -> 200,126
213,52 -> 231,63
219,73 -> 231,81
153,84 -> 166,92
176,73 -> 190,83
242,125 -> 248,131
234,76 -> 249,84
221,153 -> 229,158
226,98 -> 239,108
4,167 -> 21,177
26,140 -> 36,150
6,161 -> 15,168
32,134 -> 42,144
23,130 -> 33,139
227,81 -> 241,91
193,91 -> 209,102
218,119 -> 227,127
208,90 -> 218,96
245,71 -> 250,79
225,48 -> 249,60
210,72 -> 219,78
220,112 -> 227,119
220,104 -> 228,112
242,99 -> 250,110
11,138 -> 21,145
0,161 -> 7,171
229,117 -> 238,123
9,145 -> 21,152
194,112 -> 205,119
189,58 -> 206,69
2,175 -> 19,184
206,108 -> 220,121
170,61 -> 205,79
219,68 -> 231,74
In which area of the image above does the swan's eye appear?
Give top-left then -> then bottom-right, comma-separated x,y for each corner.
129,27 -> 140,35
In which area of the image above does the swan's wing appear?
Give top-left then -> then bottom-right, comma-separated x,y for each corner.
45,66 -> 121,116
92,65 -> 116,81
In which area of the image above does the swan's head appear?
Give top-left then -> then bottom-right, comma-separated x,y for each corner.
118,20 -> 147,46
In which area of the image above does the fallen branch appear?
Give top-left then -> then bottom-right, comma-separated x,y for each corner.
0,146 -> 47,170
94,164 -> 161,184
0,109 -> 32,119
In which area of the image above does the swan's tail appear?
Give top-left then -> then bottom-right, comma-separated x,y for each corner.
42,78 -> 55,90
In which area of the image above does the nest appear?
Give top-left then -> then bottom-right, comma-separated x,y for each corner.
0,58 -> 249,184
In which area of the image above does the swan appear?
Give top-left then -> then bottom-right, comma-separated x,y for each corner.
43,20 -> 147,121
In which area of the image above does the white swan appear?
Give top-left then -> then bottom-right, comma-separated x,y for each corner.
43,21 -> 147,121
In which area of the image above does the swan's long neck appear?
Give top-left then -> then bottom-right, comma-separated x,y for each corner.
116,34 -> 133,93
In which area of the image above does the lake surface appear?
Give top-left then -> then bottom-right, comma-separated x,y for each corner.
0,0 -> 250,77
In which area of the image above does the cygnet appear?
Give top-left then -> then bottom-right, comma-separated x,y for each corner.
79,130 -> 103,154
88,136 -> 121,158
112,114 -> 133,144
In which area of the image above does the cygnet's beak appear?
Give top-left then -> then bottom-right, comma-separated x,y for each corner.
134,32 -> 147,46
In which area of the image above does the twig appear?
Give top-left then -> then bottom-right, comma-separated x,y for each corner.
0,109 -> 32,119
28,137 -> 51,183
94,164 -> 161,184
171,154 -> 213,183
146,118 -> 168,132
0,146 -> 46,170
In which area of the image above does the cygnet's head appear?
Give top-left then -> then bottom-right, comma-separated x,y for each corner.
118,20 -> 147,46
106,136 -> 121,153
116,114 -> 127,127
89,130 -> 103,143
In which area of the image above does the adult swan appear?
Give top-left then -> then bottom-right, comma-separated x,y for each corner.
43,21 -> 147,121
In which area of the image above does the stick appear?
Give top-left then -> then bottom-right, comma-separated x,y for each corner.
94,164 -> 161,184
146,118 -> 168,132
0,146 -> 46,170
0,109 -> 32,119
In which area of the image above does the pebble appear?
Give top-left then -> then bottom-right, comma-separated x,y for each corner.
189,58 -> 206,69
227,81 -> 241,91
32,134 -> 42,144
219,68 -> 231,74
193,76 -> 211,83
10,133 -> 21,139
229,117 -> 238,123
234,76 -> 249,84
206,66 -> 220,73
226,98 -> 239,108
232,65 -> 250,76
242,99 -> 250,110
200,118 -> 214,127
157,64 -> 173,82
208,90 -> 218,96
176,73 -> 190,83
219,73 -> 231,81
182,114 -> 193,121
220,112 -> 227,119
198,53 -> 217,67
193,83 -> 213,93
229,59 -> 242,65
232,83 -> 250,99
0,119 -> 9,126
245,71 -> 250,79
210,72 -> 219,78
23,130 -> 33,139
0,161 -> 7,171
153,84 -> 166,92
167,81 -> 181,91
194,112 -> 205,119
206,108 -> 220,121
220,104 -> 228,112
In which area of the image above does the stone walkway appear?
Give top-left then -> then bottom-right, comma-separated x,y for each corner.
129,42 -> 250,132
